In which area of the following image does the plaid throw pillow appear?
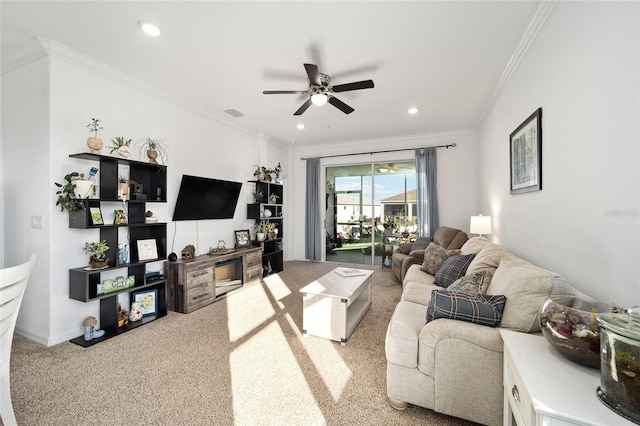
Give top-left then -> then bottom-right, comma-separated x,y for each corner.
421,243 -> 461,275
425,289 -> 506,327
434,253 -> 476,287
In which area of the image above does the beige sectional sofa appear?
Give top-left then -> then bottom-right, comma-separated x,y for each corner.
385,237 -> 580,425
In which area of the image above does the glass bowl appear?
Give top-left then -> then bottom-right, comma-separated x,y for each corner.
540,295 -> 617,369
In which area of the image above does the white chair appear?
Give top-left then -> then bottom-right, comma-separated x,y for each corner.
0,255 -> 36,426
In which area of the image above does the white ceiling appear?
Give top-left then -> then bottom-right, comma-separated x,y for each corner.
1,1 -> 542,147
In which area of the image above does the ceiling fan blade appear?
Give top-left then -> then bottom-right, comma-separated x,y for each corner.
328,96 -> 354,114
293,98 -> 313,116
304,63 -> 322,86
331,79 -> 375,93
263,90 -> 309,95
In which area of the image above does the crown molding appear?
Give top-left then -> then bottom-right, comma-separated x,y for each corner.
476,0 -> 557,126
1,36 -> 261,140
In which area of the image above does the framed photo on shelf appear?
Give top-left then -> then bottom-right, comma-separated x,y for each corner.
137,239 -> 158,261
133,289 -> 158,316
510,108 -> 542,195
234,229 -> 251,248
89,207 -> 103,225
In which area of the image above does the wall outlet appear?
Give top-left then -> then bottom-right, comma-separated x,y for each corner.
31,215 -> 42,229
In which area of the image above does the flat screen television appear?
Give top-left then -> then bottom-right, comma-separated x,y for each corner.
172,175 -> 243,221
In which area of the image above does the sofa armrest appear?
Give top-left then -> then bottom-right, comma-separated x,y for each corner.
408,249 -> 425,260
418,319 -> 503,377
394,242 -> 413,255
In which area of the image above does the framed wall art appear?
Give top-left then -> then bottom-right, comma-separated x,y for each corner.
89,207 -> 103,225
234,229 -> 251,248
137,239 -> 158,261
510,108 -> 542,195
133,289 -> 158,316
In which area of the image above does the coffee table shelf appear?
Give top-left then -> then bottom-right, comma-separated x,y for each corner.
300,268 -> 373,345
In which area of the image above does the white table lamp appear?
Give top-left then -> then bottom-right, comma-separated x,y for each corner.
470,215 -> 492,237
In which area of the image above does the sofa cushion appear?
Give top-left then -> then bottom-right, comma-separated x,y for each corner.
460,236 -> 492,256
421,242 -> 460,275
411,237 -> 432,251
465,243 -> 515,288
486,257 -> 570,333
447,271 -> 488,294
434,253 -> 476,287
426,289 -> 506,327
401,280 -> 440,305
403,264 -> 436,288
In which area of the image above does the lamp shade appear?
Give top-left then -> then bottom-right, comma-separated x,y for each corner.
470,215 -> 492,236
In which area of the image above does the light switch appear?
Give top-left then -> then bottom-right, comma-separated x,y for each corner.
31,215 -> 42,229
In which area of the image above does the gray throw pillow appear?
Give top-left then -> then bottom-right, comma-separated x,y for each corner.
434,253 -> 476,287
411,237 -> 432,252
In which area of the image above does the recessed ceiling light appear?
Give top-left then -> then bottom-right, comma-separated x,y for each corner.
296,123 -> 305,130
138,19 -> 161,37
408,107 -> 419,115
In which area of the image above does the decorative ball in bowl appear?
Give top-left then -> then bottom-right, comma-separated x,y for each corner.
540,295 -> 618,369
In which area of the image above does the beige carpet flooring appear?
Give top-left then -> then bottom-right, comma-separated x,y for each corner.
4,261 -> 477,426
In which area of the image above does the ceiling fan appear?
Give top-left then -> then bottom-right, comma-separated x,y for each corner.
263,63 -> 374,116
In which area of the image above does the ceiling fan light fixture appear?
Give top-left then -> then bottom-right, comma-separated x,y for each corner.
296,123 -> 305,130
137,19 -> 161,37
408,107 -> 419,115
311,93 -> 328,106
378,167 -> 389,173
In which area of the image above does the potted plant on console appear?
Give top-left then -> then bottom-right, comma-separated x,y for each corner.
83,240 -> 110,269
109,137 -> 132,159
86,117 -> 104,154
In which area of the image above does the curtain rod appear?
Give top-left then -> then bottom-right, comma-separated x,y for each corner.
299,143 -> 456,160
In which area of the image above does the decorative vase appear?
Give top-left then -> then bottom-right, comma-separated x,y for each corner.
73,180 -> 95,199
116,146 -> 130,158
129,302 -> 143,322
256,233 -> 266,242
540,295 -> 617,369
89,258 -> 108,269
117,182 -> 130,200
87,137 -> 103,154
146,149 -> 158,164
275,177 -> 282,184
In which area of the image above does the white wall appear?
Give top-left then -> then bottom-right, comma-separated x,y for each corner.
476,1 -> 639,304
3,40 -> 272,345
1,55 -> 52,340
291,131 -> 477,261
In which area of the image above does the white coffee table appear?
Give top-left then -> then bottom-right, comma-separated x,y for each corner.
300,267 -> 373,345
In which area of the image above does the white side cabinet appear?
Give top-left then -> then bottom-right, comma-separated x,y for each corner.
500,329 -> 635,426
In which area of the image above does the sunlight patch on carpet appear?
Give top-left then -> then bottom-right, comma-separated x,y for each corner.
229,321 -> 324,423
263,273 -> 291,308
226,283 -> 275,342
286,313 -> 353,402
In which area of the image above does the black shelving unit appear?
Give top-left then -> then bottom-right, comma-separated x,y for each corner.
66,153 -> 168,347
247,180 -> 284,276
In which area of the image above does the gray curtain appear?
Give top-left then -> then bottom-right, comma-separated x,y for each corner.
415,147 -> 439,237
305,158 -> 322,260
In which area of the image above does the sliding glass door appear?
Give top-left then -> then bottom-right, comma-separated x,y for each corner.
325,161 -> 416,266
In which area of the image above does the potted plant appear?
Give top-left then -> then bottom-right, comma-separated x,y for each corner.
254,220 -> 270,242
137,137 -> 168,165
55,172 -> 95,213
117,176 -> 137,200
254,189 -> 264,203
253,165 -> 264,181
83,240 -> 109,269
109,137 -> 132,158
86,118 -> 104,154
269,193 -> 280,204
273,162 -> 283,183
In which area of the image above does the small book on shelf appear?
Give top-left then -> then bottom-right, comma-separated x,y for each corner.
334,267 -> 366,277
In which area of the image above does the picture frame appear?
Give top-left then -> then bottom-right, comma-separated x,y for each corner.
137,239 -> 158,261
234,229 -> 251,248
510,108 -> 542,195
133,289 -> 158,316
89,207 -> 103,225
